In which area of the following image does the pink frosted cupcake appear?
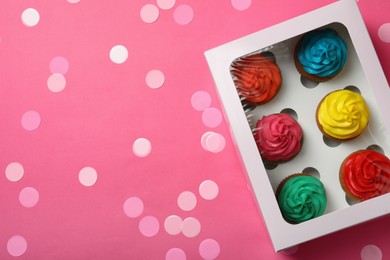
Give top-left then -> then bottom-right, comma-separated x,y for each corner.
254,113 -> 303,163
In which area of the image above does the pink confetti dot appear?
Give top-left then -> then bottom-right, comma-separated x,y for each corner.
47,73 -> 66,92
140,4 -> 159,23
21,110 -> 41,131
166,248 -> 187,260
191,91 -> 211,111
139,216 -> 160,237
199,239 -> 220,260
378,23 -> 390,43
157,0 -> 176,10
182,217 -> 201,238
123,197 -> 144,218
67,0 -> 80,3
199,180 -> 219,200
132,138 -> 152,157
231,0 -> 252,11
173,4 -> 194,25
146,70 -> 165,89
164,215 -> 182,235
49,56 -> 69,75
5,162 -> 24,182
7,235 -> 27,257
204,132 -> 226,153
202,107 -> 222,128
78,167 -> 98,186
177,191 -> 197,211
21,8 -> 40,27
361,245 -> 382,260
19,187 -> 39,208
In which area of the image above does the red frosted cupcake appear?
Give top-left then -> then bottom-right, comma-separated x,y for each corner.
230,52 -> 282,104
339,149 -> 390,202
254,113 -> 303,163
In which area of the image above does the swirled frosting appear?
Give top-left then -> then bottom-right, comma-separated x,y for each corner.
231,53 -> 282,104
255,113 -> 303,162
317,90 -> 370,140
297,28 -> 347,77
277,175 -> 327,223
341,150 -> 390,201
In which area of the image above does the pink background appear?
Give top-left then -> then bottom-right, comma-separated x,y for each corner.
0,0 -> 389,259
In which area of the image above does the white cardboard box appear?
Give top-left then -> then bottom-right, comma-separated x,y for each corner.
205,0 -> 390,252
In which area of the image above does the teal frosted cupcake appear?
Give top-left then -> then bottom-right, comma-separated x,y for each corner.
276,174 -> 327,224
294,28 -> 347,82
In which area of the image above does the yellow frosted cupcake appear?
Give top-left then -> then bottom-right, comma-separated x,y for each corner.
316,89 -> 370,141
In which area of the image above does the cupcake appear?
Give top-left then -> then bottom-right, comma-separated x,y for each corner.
294,28 -> 347,82
276,174 -> 327,224
316,89 -> 370,141
340,149 -> 390,202
230,52 -> 282,104
254,113 -> 303,163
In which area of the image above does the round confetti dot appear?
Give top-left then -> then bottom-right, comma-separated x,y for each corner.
199,180 -> 219,200
182,217 -> 201,238
146,70 -> 165,89
67,0 -> 80,3
5,162 -> 24,182
140,4 -> 159,23
49,56 -> 69,75
123,197 -> 144,218
21,8 -> 40,27
191,91 -> 211,111
164,215 -> 182,235
7,235 -> 27,257
202,107 -> 222,128
78,167 -> 98,186
19,187 -> 39,208
281,245 -> 299,255
110,45 -> 128,64
21,110 -> 41,131
199,239 -> 220,260
133,138 -> 152,157
201,131 -> 214,150
173,4 -> 194,25
166,248 -> 186,260
177,191 -> 197,211
231,0 -> 252,11
157,0 -> 176,10
205,132 -> 225,153
47,73 -> 66,92
361,245 -> 382,260
378,23 -> 390,43
139,216 -> 160,237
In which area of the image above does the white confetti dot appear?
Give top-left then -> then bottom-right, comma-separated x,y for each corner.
19,187 -> 39,208
177,191 -> 197,211
378,23 -> 390,43
201,131 -> 225,153
146,70 -> 165,89
231,0 -> 252,11
139,215 -> 160,237
191,91 -> 211,111
79,167 -> 98,186
164,215 -> 182,235
67,0 -> 81,3
140,4 -> 159,23
199,239 -> 220,260
182,217 -> 201,238
173,4 -> 194,25
123,197 -> 144,218
199,180 -> 219,200
7,235 -> 27,257
21,110 -> 41,131
202,107 -> 222,128
166,248 -> 186,260
157,0 -> 176,10
47,73 -> 66,92
110,45 -> 128,64
133,138 -> 152,157
21,8 -> 40,27
361,244 -> 382,260
5,162 -> 24,182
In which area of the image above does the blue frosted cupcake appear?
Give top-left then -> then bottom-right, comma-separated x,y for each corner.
294,28 -> 347,82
